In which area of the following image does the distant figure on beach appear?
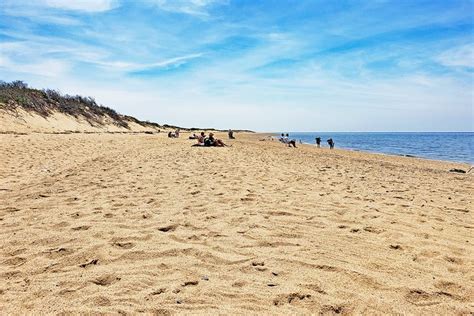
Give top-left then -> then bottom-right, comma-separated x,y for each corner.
189,133 -> 198,139
196,132 -> 206,145
168,130 -> 179,138
327,138 -> 335,149
279,133 -> 297,148
228,129 -> 235,139
193,132 -> 229,147
205,132 -> 229,147
315,137 -> 321,148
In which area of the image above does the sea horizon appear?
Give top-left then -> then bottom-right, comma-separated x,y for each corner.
271,131 -> 474,164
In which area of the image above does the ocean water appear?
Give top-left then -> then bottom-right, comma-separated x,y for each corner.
283,132 -> 474,164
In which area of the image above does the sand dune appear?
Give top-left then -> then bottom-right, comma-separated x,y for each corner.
0,132 -> 472,314
0,106 -> 161,134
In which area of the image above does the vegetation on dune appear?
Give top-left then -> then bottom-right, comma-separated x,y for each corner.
0,80 -> 160,129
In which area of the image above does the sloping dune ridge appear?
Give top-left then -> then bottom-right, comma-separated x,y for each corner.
0,83 -> 165,134
0,106 -> 161,133
0,130 -> 473,314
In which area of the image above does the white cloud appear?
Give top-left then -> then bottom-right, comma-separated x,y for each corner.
1,0 -> 117,14
93,53 -> 203,71
43,0 -> 117,12
436,44 -> 474,68
0,56 -> 70,77
149,0 -> 226,17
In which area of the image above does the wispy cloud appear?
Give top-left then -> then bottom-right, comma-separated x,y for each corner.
436,44 -> 474,68
1,0 -> 118,13
0,55 -> 70,77
148,0 -> 227,17
94,53 -> 204,72
43,0 -> 118,12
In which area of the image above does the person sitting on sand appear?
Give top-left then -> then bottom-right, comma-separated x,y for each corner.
228,129 -> 235,139
285,133 -> 297,148
189,133 -> 198,139
192,132 -> 208,147
327,138 -> 335,149
205,133 -> 229,147
279,133 -> 296,147
288,140 -> 297,148
197,132 -> 206,144
175,129 -> 180,138
279,133 -> 288,144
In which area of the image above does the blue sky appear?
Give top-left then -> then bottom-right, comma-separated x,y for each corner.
1,0 -> 473,131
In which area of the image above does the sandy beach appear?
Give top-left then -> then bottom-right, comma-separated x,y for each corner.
0,132 -> 473,314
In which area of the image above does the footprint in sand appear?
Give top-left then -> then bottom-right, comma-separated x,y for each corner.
71,225 -> 90,231
182,280 -> 199,287
45,247 -> 74,259
404,289 -> 440,306
79,259 -> 98,268
363,226 -> 384,234
158,224 -> 178,232
112,241 -> 135,249
273,293 -> 312,306
91,274 -> 121,286
443,256 -> 463,264
150,288 -> 167,295
320,304 -> 350,315
90,295 -> 111,306
3,257 -> 26,266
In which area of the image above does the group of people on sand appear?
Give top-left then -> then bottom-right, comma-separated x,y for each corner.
278,133 -> 335,149
191,132 -> 230,147
167,129 -> 180,138
279,133 -> 297,148
315,137 -> 335,149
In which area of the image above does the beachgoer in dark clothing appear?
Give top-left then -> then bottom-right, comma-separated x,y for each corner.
315,137 -> 321,148
327,138 -> 335,149
286,134 -> 297,147
205,133 -> 229,147
228,129 -> 235,139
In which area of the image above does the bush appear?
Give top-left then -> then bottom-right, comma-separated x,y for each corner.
0,80 -> 131,128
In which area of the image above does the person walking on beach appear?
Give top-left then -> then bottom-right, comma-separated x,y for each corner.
315,137 -> 321,148
327,138 -> 335,149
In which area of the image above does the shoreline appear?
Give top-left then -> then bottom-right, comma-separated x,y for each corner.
299,141 -> 473,166
254,132 -> 472,167
262,132 -> 473,166
1,129 -> 472,166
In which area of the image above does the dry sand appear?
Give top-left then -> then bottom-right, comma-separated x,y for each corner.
0,132 -> 473,315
